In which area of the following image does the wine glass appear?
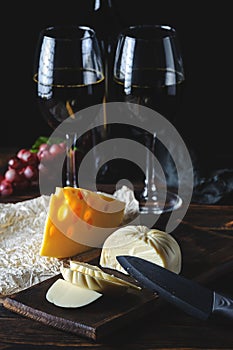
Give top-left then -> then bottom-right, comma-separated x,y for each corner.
33,25 -> 105,190
112,24 -> 185,213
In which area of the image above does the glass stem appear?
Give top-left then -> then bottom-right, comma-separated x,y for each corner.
65,133 -> 78,187
142,132 -> 158,202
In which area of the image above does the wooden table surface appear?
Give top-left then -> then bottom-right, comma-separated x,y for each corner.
1,148 -> 233,349
0,186 -> 233,349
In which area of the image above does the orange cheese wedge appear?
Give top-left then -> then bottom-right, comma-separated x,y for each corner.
40,187 -> 125,258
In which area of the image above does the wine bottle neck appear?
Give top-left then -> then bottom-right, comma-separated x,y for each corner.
91,0 -> 122,47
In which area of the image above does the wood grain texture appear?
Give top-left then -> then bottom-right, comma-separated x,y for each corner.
2,274 -> 160,341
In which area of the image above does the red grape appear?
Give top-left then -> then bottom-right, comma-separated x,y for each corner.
37,143 -> 49,161
17,149 -> 38,166
58,142 -> 66,150
38,149 -> 54,162
0,180 -> 13,196
4,169 -> 22,183
38,143 -> 49,152
23,165 -> 38,180
16,148 -> 28,159
49,143 -> 65,156
8,156 -> 24,170
0,140 -> 82,197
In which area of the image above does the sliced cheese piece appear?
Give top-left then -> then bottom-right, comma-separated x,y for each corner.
46,278 -> 102,308
70,261 -> 135,286
40,187 -> 125,258
99,225 -> 182,274
60,261 -> 140,296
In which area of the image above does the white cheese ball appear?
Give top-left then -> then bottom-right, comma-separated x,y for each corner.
99,225 -> 182,274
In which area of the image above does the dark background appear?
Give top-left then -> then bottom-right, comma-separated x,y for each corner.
2,0 -> 232,177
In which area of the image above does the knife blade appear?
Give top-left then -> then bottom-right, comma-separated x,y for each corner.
116,255 -> 233,321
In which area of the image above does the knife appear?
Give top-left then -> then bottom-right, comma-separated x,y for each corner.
116,255 -> 233,321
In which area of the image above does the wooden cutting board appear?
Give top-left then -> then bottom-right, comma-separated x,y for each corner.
2,221 -> 233,342
2,274 -> 160,341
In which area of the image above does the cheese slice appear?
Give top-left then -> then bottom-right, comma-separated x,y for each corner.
46,278 -> 102,308
60,261 -> 140,296
99,225 -> 182,274
40,187 -> 125,258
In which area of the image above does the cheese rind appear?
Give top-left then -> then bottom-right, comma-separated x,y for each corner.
99,225 -> 182,274
40,187 -> 125,258
46,278 -> 102,308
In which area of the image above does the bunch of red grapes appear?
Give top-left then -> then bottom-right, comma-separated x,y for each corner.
0,142 -> 66,197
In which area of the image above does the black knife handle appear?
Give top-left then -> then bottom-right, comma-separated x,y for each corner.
212,292 -> 233,320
